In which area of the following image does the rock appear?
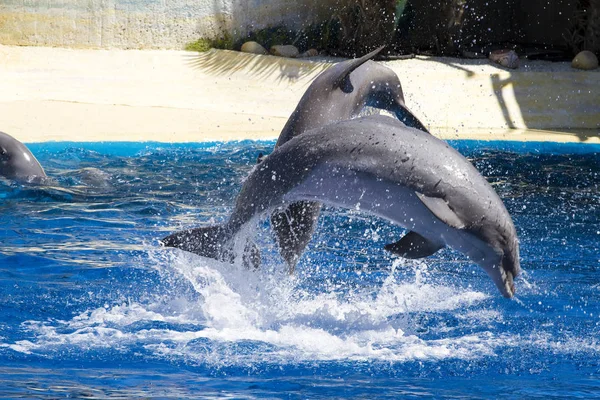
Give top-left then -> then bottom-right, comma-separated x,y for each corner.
270,45 -> 300,58
572,50 -> 599,70
489,50 -> 519,69
240,41 -> 267,55
298,49 -> 319,58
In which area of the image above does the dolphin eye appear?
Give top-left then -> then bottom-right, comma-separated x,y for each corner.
0,148 -> 6,156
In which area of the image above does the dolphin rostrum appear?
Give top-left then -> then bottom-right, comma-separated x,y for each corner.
272,46 -> 429,273
0,131 -> 46,183
162,116 -> 520,298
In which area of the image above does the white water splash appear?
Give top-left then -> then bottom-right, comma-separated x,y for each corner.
5,250 -> 590,366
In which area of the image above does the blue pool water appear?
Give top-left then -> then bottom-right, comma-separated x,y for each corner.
1,140 -> 599,398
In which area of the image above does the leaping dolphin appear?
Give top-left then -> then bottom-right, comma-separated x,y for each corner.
0,131 -> 46,183
276,46 -> 427,147
162,116 -> 520,298
272,46 -> 429,273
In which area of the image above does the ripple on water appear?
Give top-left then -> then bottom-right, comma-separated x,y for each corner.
0,141 -> 599,397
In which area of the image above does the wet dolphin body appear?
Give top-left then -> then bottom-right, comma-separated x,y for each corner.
0,131 -> 46,183
275,46 -> 427,147
271,46 -> 429,272
162,116 -> 520,298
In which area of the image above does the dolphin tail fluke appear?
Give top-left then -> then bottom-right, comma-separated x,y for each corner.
384,231 -> 444,258
161,225 -> 231,259
161,225 -> 262,269
332,46 -> 386,90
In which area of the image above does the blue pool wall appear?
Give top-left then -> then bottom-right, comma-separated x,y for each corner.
25,140 -> 600,158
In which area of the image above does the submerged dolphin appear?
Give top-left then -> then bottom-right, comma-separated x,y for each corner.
272,46 -> 429,272
0,131 -> 46,183
162,116 -> 520,298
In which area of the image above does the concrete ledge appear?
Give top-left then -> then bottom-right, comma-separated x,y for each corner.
1,45 -> 598,143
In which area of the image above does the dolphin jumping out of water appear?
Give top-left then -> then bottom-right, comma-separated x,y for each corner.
271,46 -> 429,273
162,116 -> 520,298
276,45 -> 428,147
0,131 -> 46,183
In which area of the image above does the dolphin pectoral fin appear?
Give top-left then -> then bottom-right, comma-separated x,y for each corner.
384,231 -> 444,258
415,192 -> 465,229
271,201 -> 321,272
332,46 -> 386,91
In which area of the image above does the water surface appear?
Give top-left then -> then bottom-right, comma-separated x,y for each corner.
1,140 -> 599,398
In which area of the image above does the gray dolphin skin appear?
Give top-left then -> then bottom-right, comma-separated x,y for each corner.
0,131 -> 46,183
276,45 -> 428,147
162,116 -> 520,298
271,46 -> 429,273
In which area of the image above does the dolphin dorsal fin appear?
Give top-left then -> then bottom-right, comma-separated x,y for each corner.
384,231 -> 444,258
331,46 -> 386,91
415,192 -> 465,229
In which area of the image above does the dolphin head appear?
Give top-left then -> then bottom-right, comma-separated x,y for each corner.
481,204 -> 521,298
0,132 -> 46,182
473,219 -> 521,298
316,58 -> 430,134
354,64 -> 430,133
277,47 -> 429,147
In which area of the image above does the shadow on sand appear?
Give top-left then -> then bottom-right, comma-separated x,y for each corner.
184,49 -> 331,83
414,56 -> 599,142
185,48 -> 599,142
490,71 -> 600,142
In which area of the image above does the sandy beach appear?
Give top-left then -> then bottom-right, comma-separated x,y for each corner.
1,45 -> 598,143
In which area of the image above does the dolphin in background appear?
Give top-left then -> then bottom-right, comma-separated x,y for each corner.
0,132 -> 46,184
272,46 -> 429,272
276,45 -> 428,147
162,116 -> 520,298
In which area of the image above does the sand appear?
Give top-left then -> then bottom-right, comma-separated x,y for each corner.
1,45 -> 598,143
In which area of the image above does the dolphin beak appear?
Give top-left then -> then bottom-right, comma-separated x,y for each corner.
502,271 -> 516,298
392,101 -> 430,134
488,264 -> 516,298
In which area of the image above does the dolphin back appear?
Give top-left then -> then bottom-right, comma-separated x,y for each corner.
263,115 -> 521,297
